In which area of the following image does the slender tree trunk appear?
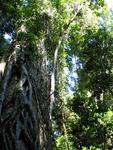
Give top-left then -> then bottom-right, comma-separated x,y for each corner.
0,41 -> 52,150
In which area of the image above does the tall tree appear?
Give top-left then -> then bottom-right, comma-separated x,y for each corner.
0,0 -> 52,149
0,0 -> 107,149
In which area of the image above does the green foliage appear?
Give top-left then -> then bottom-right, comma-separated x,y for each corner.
1,0 -> 113,149
56,135 -> 67,150
51,1 -> 113,149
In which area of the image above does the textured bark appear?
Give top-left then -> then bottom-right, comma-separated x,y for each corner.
0,43 -> 51,150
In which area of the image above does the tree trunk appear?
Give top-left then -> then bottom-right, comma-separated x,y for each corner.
0,42 -> 51,150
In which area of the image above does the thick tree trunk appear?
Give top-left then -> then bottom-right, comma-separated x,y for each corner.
0,43 -> 51,150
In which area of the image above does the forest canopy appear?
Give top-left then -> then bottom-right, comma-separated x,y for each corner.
0,0 -> 113,150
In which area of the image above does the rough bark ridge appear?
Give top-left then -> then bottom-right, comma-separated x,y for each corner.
0,43 -> 51,150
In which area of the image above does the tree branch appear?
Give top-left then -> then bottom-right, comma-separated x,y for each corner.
50,4 -> 83,118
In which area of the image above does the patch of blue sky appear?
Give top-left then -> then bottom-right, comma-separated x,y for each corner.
4,33 -> 12,43
64,56 -> 79,95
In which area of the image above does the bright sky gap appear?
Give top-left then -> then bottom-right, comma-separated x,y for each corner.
105,0 -> 113,7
